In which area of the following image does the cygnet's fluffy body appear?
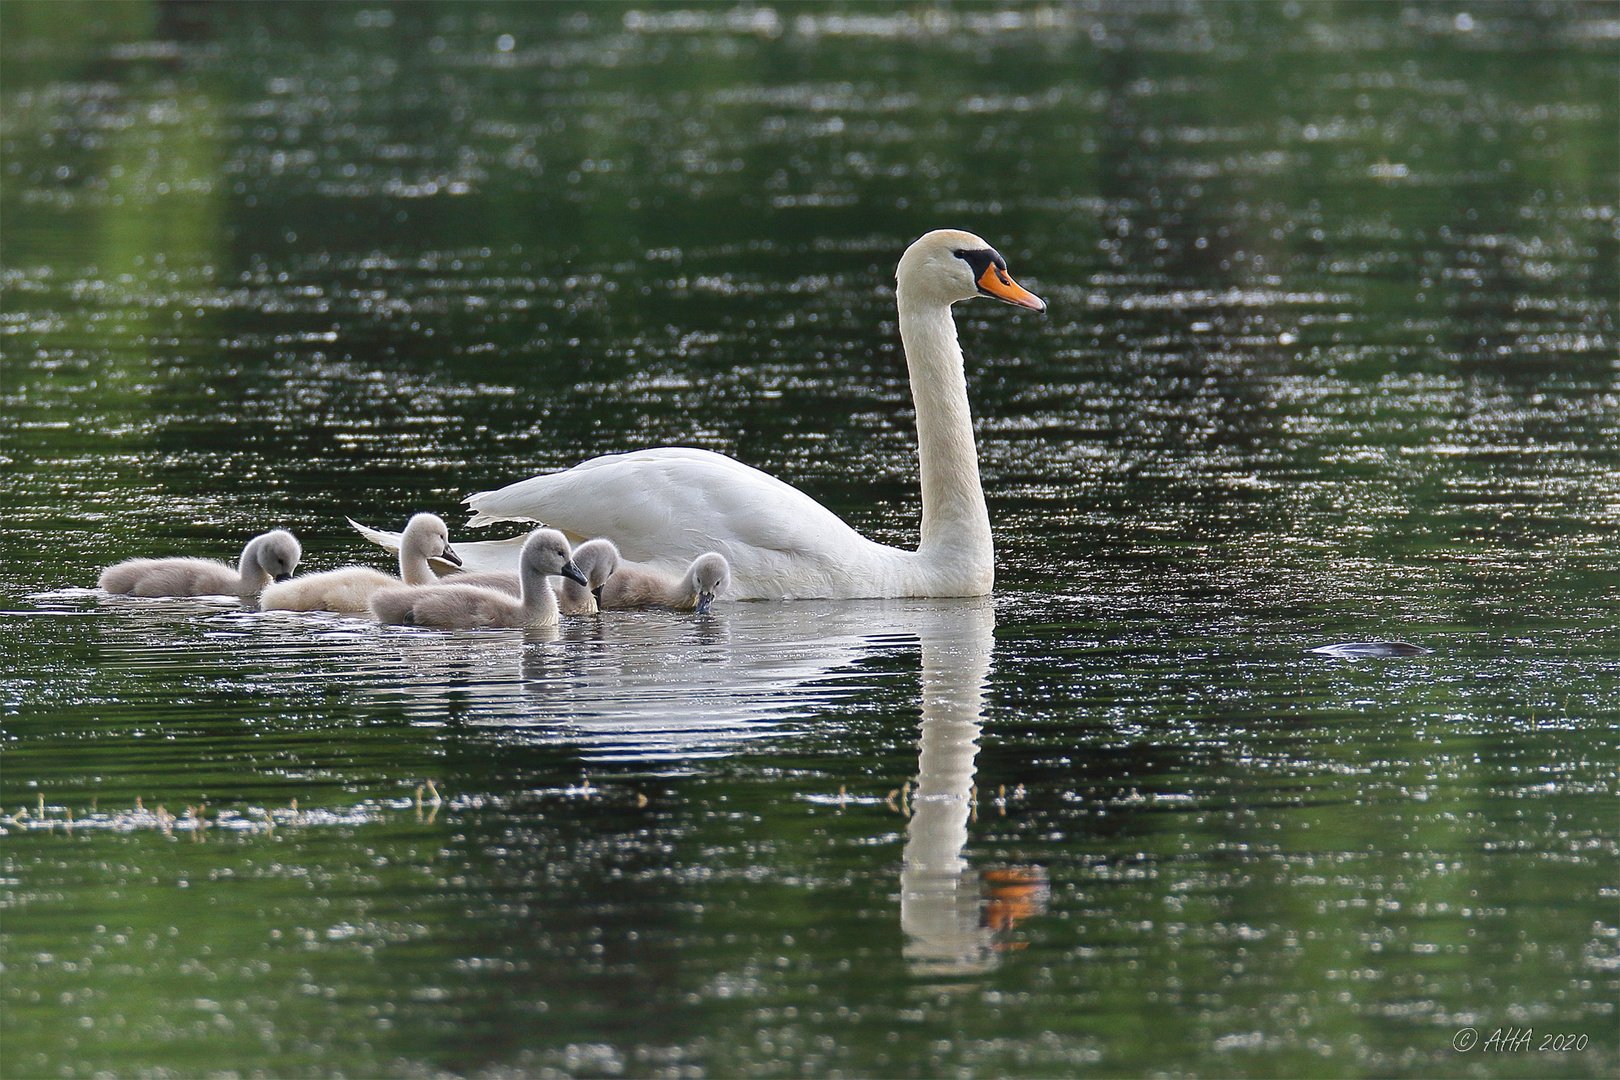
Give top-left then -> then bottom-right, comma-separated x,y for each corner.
99,530 -> 301,599
260,513 -> 459,613
259,566 -> 398,614
370,529 -> 586,629
449,537 -> 620,614
599,551 -> 731,614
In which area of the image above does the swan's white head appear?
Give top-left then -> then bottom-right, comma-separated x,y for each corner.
522,528 -> 589,587
242,529 -> 302,582
402,513 -> 462,567
895,229 -> 1045,312
689,552 -> 731,614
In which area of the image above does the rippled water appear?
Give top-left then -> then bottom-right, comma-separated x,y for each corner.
3,3 -> 1617,1077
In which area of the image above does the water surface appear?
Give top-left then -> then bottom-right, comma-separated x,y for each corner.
3,3 -> 1616,1077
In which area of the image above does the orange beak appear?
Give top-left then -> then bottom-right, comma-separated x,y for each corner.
977,263 -> 1046,312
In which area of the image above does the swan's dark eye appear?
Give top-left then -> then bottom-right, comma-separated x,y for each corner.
953,247 -> 1007,283
955,247 -> 1014,295
954,248 -> 991,277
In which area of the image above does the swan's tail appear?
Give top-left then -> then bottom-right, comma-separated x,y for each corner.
346,517 -> 402,552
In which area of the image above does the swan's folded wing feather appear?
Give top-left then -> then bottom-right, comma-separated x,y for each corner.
463,448 -> 876,572
346,518 -> 401,552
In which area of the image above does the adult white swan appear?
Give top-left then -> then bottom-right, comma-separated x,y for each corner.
358,229 -> 1043,599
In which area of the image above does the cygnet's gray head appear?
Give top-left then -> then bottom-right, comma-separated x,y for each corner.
522,528 -> 589,586
402,512 -> 461,567
243,529 -> 302,582
571,538 -> 621,594
689,552 -> 730,615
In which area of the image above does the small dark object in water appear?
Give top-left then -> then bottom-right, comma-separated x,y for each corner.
1310,641 -> 1433,658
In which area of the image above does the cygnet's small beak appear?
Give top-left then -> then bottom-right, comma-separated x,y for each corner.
695,591 -> 715,615
561,560 -> 589,587
592,585 -> 605,602
274,572 -> 294,583
976,264 -> 1045,312
440,545 -> 463,568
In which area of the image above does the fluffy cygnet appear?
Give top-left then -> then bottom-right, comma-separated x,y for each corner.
442,536 -> 621,616
259,513 -> 459,613
599,551 -> 731,614
369,529 -> 587,629
99,529 -> 301,599
556,538 -> 622,614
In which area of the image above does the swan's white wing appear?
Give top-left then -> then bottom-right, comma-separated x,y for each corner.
347,517 -> 403,552
346,518 -> 525,576
463,448 -> 904,598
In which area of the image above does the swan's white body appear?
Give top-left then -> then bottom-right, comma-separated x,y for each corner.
369,529 -> 585,629
98,529 -> 301,599
356,230 -> 1043,600
261,513 -> 458,613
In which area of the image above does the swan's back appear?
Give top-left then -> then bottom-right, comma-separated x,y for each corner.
466,448 -> 899,598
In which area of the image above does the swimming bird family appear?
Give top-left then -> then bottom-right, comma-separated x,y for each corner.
98,515 -> 731,629
96,230 -> 1045,623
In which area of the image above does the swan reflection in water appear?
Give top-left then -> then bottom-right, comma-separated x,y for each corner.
375,597 -> 1047,972
92,594 -> 1047,971
899,598 -> 1048,978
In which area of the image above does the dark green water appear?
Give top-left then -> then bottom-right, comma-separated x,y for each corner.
2,3 -> 1616,1077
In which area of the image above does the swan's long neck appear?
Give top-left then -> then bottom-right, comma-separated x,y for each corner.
521,574 -> 560,624
235,541 -> 268,593
399,542 -> 433,585
898,294 -> 993,587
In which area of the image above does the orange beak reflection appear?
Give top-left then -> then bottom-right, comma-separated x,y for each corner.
977,264 -> 1046,312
